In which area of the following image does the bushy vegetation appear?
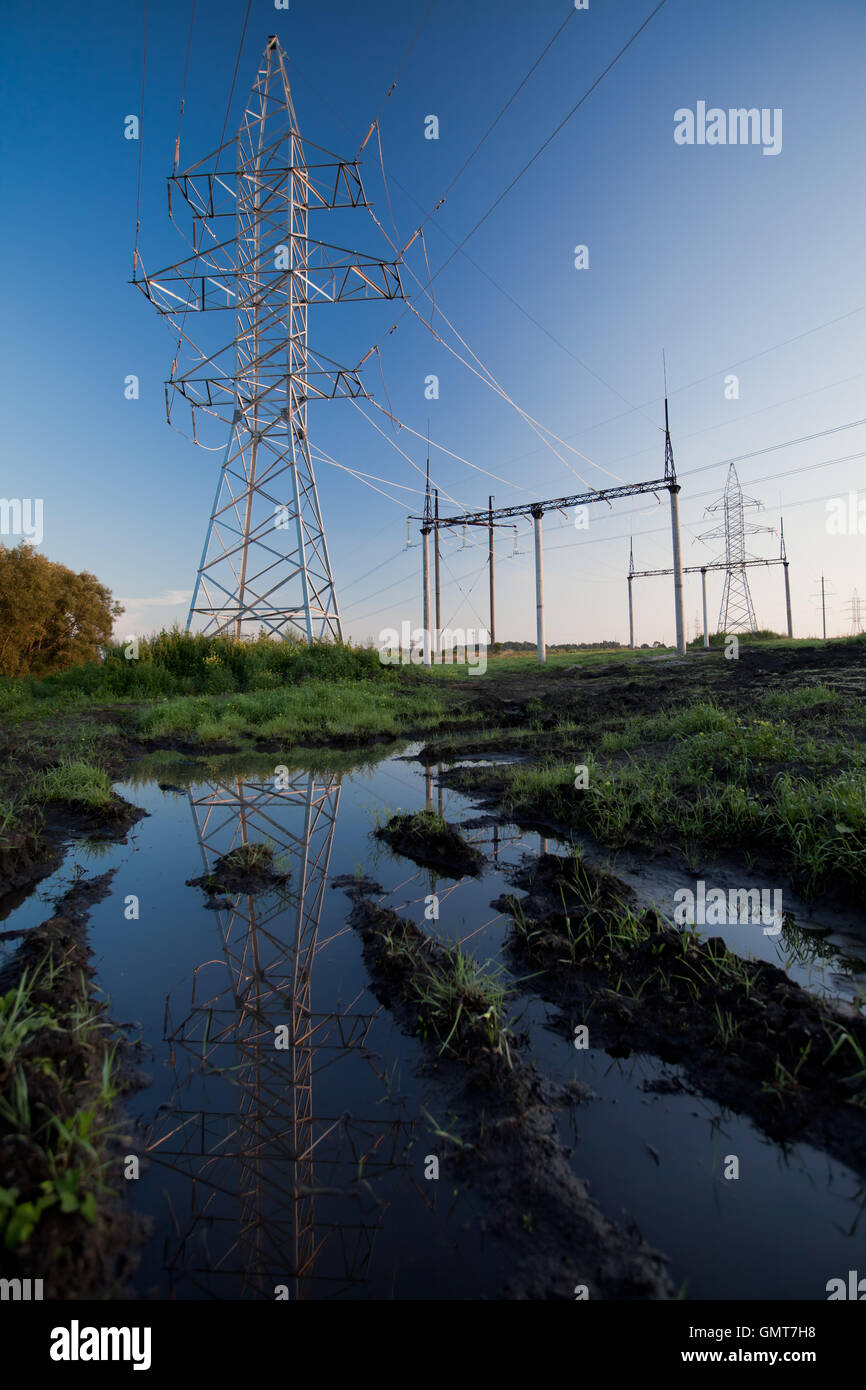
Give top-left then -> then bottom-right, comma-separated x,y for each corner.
0,626 -> 393,707
0,544 -> 122,679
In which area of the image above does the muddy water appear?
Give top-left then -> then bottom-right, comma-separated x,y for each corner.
4,745 -> 866,1300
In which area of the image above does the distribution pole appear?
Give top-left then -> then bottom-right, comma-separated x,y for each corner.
488,495 -> 496,647
422,464 -> 432,668
532,507 -> 546,663
627,537 -> 635,649
821,575 -> 827,639
780,519 -> 793,638
701,567 -> 709,648
663,397 -> 686,656
434,489 -> 441,661
422,525 -> 432,667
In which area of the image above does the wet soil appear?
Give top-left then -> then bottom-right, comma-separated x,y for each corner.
340,880 -> 673,1300
496,852 -> 866,1180
186,842 -> 290,900
376,811 -> 485,878
0,872 -> 149,1297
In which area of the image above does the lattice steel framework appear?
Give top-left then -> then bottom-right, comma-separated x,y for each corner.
698,463 -> 774,633
134,36 -> 403,640
145,769 -> 410,1298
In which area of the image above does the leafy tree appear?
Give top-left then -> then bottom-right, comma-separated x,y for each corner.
0,544 -> 122,677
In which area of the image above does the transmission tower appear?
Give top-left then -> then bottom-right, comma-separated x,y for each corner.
698,463 -> 775,633
134,36 -> 404,641
845,589 -> 864,635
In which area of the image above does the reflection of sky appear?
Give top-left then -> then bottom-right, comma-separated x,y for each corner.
3,0 -> 865,645
3,747 -> 866,1297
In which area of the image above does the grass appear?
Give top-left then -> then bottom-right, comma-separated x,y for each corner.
499,693 -> 866,900
0,946 -> 124,1266
35,759 -> 114,809
136,680 -> 450,745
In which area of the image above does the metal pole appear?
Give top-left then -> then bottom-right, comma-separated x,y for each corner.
669,484 -> 686,655
488,495 -> 496,648
422,526 -> 432,667
533,508 -> 546,664
701,568 -> 709,648
627,575 -> 634,649
783,562 -> 793,638
434,490 -> 441,663
821,574 -> 826,639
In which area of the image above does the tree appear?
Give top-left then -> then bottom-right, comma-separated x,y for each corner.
0,544 -> 123,677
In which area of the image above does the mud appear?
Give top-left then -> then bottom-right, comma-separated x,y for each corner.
340,881 -> 673,1299
0,872 -> 149,1297
186,842 -> 290,899
375,810 -> 485,878
496,852 -> 866,1179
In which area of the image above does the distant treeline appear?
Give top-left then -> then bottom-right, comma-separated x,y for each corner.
494,639 -> 626,652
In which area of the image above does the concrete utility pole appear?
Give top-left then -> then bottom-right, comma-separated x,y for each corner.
663,397 -> 686,656
701,567 -> 709,648
434,489 -> 441,657
488,495 -> 496,647
532,507 -> 546,663
821,575 -> 827,639
416,468 -> 686,665
780,518 -> 793,639
627,538 -> 635,648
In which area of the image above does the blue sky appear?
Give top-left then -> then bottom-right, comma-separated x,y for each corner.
2,0 -> 865,645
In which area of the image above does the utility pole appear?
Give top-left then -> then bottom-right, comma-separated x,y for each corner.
434,488 -> 441,659
780,518 -> 793,639
663,396 -> 686,656
488,495 -> 496,648
422,461 -> 432,667
532,507 -> 545,663
627,538 -> 635,649
700,567 -> 709,648
821,575 -> 826,639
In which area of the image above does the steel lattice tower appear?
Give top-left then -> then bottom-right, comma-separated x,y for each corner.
699,463 -> 774,633
135,36 -> 403,641
146,769 -> 412,1298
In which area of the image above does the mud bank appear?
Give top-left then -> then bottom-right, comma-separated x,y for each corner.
0,872 -> 148,1297
497,853 -> 866,1179
375,810 -> 485,878
338,879 -> 673,1300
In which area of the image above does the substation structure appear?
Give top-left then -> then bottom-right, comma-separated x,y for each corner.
413,401 -> 687,663
627,521 -> 793,647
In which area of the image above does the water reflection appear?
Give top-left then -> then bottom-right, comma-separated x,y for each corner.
144,767 -> 413,1299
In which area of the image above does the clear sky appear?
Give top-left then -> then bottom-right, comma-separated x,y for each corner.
2,0 -> 864,647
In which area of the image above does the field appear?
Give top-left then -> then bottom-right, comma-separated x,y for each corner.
1,631 -> 865,1299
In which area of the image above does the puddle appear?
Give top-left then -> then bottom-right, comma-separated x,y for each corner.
4,748 -> 866,1299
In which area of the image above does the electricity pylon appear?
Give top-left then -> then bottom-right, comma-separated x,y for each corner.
145,769 -> 411,1299
134,36 -> 403,641
698,463 -> 774,633
845,589 -> 864,635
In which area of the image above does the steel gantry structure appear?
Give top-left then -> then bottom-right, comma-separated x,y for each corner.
134,35 -> 404,642
628,518 -> 793,646
413,398 -> 687,662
